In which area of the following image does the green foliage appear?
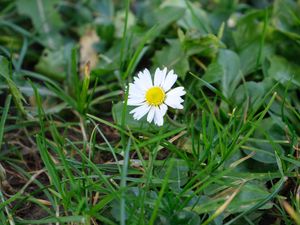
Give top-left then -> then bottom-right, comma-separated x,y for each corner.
35,48 -> 67,81
16,0 -> 63,49
0,0 -> 299,225
0,56 -> 27,117
152,39 -> 189,78
0,95 -> 11,151
267,55 -> 300,87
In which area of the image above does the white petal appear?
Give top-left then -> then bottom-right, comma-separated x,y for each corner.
164,87 -> 185,109
160,103 -> 168,117
147,106 -> 155,123
133,77 -> 148,91
154,68 -> 162,86
162,70 -> 177,92
175,104 -> 184,109
154,67 -> 167,87
130,104 -> 150,120
128,93 -> 144,99
127,97 -> 145,106
166,87 -> 186,97
128,83 -> 145,98
128,92 -> 144,99
154,107 -> 164,126
167,96 -> 184,104
165,95 -> 184,109
138,69 -> 153,89
128,94 -> 144,99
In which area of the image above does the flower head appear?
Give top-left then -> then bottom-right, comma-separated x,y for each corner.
127,68 -> 185,126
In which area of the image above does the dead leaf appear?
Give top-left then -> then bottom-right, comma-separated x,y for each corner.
80,28 -> 100,78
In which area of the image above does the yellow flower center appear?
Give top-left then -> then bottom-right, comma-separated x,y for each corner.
145,87 -> 165,106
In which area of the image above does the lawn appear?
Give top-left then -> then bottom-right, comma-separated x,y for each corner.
0,0 -> 300,224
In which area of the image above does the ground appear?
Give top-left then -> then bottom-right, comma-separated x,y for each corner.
0,0 -> 299,225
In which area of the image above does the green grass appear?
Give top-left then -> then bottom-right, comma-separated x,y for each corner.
0,0 -> 300,224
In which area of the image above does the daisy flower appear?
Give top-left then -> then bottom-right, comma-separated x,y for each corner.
127,68 -> 186,126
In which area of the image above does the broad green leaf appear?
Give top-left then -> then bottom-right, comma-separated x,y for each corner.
217,49 -> 242,98
143,6 -> 185,29
233,80 -> 273,111
16,0 -> 63,49
183,34 -> 225,59
268,101 -> 299,133
232,10 -> 266,49
0,55 -> 9,76
208,0 -> 238,34
177,2 -> 211,34
272,0 -> 300,40
152,39 -> 189,78
35,47 -> 68,81
90,0 -> 114,18
202,62 -> 223,84
239,41 -> 274,76
266,55 -> 300,88
160,210 -> 200,225
188,182 -> 272,214
227,182 -> 273,213
157,159 -> 189,191
110,187 -> 157,222
244,118 -> 285,164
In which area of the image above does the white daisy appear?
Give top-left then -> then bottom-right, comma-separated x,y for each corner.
127,68 -> 186,126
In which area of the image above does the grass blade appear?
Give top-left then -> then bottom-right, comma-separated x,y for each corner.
0,94 -> 11,151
